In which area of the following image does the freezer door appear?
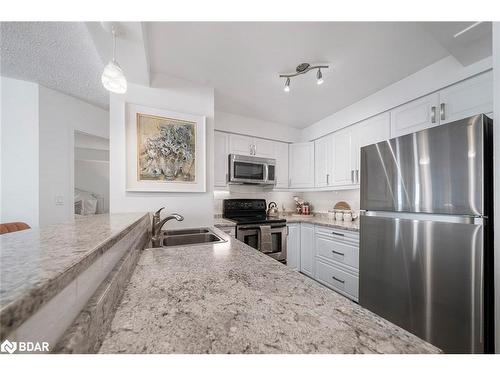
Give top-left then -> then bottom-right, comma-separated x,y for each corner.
360,115 -> 485,215
359,213 -> 484,353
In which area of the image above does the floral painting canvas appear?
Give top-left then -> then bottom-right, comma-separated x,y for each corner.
136,113 -> 196,182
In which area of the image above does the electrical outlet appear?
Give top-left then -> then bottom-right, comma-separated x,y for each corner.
55,195 -> 64,205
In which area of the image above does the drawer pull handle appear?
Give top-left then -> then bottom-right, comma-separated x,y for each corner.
331,231 -> 345,237
331,250 -> 344,256
332,276 -> 345,284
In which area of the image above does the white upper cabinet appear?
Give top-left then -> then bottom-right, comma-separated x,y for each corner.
214,131 -> 229,187
289,142 -> 315,188
253,138 -> 275,158
390,92 -> 440,138
274,141 -> 289,189
314,134 -> 334,187
229,134 -> 254,156
391,71 -> 493,137
351,112 -> 391,183
439,70 -> 493,125
332,127 -> 354,186
228,134 -> 276,158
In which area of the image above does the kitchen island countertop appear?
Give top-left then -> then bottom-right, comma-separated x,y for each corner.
0,212 -> 150,338
99,227 -> 439,354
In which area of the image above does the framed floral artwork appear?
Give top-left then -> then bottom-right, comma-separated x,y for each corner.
125,104 -> 206,192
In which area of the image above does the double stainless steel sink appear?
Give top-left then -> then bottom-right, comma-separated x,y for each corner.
155,227 -> 226,247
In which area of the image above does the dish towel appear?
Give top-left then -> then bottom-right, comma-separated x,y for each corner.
259,225 -> 272,253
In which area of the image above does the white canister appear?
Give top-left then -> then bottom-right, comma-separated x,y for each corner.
343,212 -> 353,221
335,211 -> 344,221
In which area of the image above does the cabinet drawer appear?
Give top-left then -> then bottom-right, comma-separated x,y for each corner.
314,225 -> 359,244
315,236 -> 359,270
315,260 -> 359,301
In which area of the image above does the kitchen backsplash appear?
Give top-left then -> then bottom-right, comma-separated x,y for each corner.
213,186 -> 360,214
302,189 -> 360,212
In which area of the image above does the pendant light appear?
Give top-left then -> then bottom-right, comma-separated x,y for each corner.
101,26 -> 127,94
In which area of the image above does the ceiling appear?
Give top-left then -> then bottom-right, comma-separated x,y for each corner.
0,22 -> 108,109
147,22 -> 455,128
1,22 -> 492,128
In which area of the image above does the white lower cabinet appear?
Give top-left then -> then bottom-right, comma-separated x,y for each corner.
299,223 -> 315,277
314,225 -> 359,301
315,260 -> 359,301
286,224 -> 301,271
291,223 -> 359,302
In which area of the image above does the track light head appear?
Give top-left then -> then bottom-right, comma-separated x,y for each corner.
316,69 -> 324,85
284,77 -> 291,92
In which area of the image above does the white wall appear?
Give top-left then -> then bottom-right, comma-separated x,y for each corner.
38,86 -> 109,226
301,56 -> 493,141
110,75 -> 215,228
492,21 -> 500,354
215,110 -> 300,143
0,77 -> 39,227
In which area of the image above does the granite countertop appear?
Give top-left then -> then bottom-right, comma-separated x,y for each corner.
214,214 -> 359,232
0,212 -> 150,338
213,217 -> 236,228
283,214 -> 359,232
99,227 -> 439,354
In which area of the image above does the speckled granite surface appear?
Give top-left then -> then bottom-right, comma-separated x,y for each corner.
281,214 -> 359,232
0,212 -> 150,338
99,228 -> 439,354
213,214 -> 359,232
213,217 -> 236,228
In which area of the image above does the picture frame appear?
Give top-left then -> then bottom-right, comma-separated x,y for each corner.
125,103 -> 206,192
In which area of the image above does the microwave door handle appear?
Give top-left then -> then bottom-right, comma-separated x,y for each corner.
264,163 -> 269,183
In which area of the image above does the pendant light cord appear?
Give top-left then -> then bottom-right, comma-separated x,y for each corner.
111,27 -> 116,63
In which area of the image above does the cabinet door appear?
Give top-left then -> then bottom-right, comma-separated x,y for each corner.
332,127 -> 353,186
352,112 -> 391,183
274,141 -> 289,189
253,138 -> 275,158
439,71 -> 493,125
287,224 -> 301,271
229,134 -> 253,155
214,131 -> 229,187
300,223 -> 315,277
390,92 -> 439,137
314,135 -> 333,187
289,142 -> 315,188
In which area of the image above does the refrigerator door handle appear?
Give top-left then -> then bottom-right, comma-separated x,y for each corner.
431,106 -> 437,123
363,210 -> 483,225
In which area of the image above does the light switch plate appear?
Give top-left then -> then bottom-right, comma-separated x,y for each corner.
55,195 -> 64,205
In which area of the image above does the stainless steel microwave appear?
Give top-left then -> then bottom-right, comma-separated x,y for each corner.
228,154 -> 276,185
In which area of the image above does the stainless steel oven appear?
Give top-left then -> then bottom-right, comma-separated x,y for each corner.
228,154 -> 276,185
236,222 -> 287,262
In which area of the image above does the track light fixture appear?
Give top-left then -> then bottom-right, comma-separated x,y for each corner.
279,62 -> 329,92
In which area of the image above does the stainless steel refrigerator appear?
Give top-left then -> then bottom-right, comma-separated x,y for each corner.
359,114 -> 494,353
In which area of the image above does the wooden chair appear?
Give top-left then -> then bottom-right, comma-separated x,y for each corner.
0,222 -> 31,235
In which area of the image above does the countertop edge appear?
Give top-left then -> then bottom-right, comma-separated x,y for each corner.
0,213 -> 151,339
